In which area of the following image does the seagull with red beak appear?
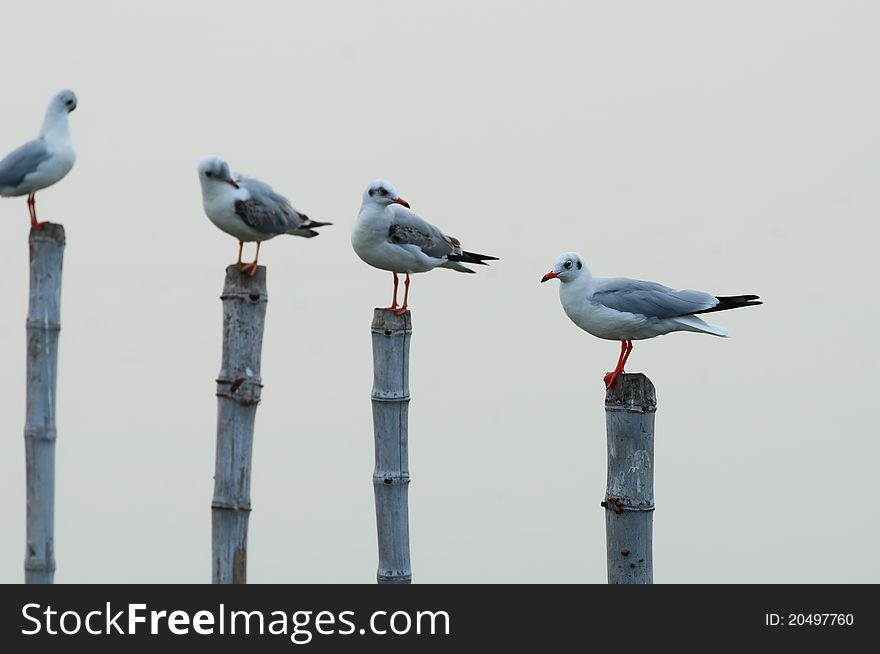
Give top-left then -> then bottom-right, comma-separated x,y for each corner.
351,179 -> 498,314
0,89 -> 77,230
197,155 -> 330,275
541,252 -> 761,389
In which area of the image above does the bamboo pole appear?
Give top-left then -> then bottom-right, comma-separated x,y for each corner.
602,373 -> 656,584
370,309 -> 412,584
211,265 -> 267,584
24,223 -> 65,584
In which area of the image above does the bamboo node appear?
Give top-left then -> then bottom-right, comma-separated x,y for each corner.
219,291 -> 269,303
372,474 -> 411,485
371,392 -> 410,402
604,403 -> 656,414
601,496 -> 654,513
211,497 -> 252,511
216,377 -> 263,404
24,428 -> 57,442
25,319 -> 61,331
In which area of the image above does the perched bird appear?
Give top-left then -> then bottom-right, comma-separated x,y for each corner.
197,156 -> 330,275
0,89 -> 78,230
351,179 -> 498,314
541,252 -> 761,389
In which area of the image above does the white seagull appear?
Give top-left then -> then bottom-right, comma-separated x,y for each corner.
541,252 -> 761,389
197,156 -> 330,275
351,179 -> 498,314
0,89 -> 77,230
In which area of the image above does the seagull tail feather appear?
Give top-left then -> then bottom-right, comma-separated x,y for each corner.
673,315 -> 729,337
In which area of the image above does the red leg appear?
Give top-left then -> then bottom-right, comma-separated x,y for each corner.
28,193 -> 42,231
252,241 -> 262,274
241,241 -> 261,276
620,340 -> 634,370
236,241 -> 244,266
394,273 -> 411,315
604,340 -> 631,390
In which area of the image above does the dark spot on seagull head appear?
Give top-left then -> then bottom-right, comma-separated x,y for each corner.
365,179 -> 406,207
198,156 -> 233,185
547,252 -> 587,283
54,89 -> 77,113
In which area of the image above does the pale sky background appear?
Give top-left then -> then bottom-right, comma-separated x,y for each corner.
1,1 -> 877,583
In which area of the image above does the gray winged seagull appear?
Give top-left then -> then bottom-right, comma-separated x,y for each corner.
352,179 -> 498,314
0,90 -> 77,230
541,252 -> 761,389
197,156 -> 330,275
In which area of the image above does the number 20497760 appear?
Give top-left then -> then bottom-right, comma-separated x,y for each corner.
765,613 -> 854,627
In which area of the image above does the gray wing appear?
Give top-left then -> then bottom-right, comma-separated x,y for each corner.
592,278 -> 718,318
387,205 -> 462,259
0,139 -> 50,190
234,175 -> 305,235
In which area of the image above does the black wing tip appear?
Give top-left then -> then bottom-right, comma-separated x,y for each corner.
725,293 -> 760,301
290,219 -> 332,237
449,250 -> 499,266
718,294 -> 762,306
693,294 -> 762,315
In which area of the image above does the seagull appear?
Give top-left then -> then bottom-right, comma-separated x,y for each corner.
0,89 -> 77,230
197,156 -> 330,275
351,179 -> 498,314
541,252 -> 761,389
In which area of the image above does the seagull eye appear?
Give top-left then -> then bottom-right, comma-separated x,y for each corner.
378,188 -> 388,196
205,171 -> 213,177
564,260 -> 573,269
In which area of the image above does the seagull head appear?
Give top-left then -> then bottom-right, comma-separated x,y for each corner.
50,89 -> 77,114
541,252 -> 586,283
364,179 -> 410,209
197,156 -> 240,189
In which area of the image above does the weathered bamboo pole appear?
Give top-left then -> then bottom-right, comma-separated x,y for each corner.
24,223 -> 65,584
211,265 -> 267,584
602,373 -> 656,584
370,309 -> 412,584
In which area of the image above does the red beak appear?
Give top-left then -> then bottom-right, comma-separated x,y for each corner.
227,179 -> 240,189
393,197 -> 411,209
541,271 -> 559,283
